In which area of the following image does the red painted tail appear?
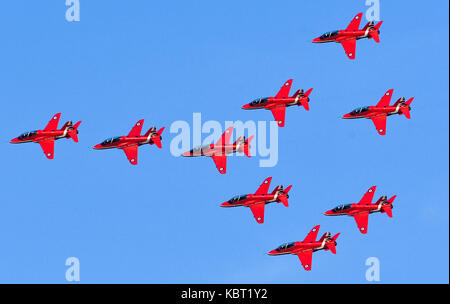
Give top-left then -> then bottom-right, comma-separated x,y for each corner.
370,21 -> 382,43
152,127 -> 165,149
401,97 -> 413,119
279,185 -> 292,207
243,135 -> 254,158
68,121 -> 81,143
328,233 -> 340,254
383,195 -> 396,218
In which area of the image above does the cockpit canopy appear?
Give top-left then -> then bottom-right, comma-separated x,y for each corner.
350,106 -> 370,115
275,242 -> 296,252
18,131 -> 37,140
192,144 -> 212,153
331,204 -> 352,213
320,31 -> 339,39
101,136 -> 121,146
249,98 -> 268,106
228,194 -> 248,204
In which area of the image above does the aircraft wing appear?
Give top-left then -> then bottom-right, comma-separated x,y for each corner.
122,145 -> 138,165
352,212 -> 369,234
370,115 -> 387,135
358,186 -> 376,205
340,39 -> 356,60
248,202 -> 265,224
128,119 -> 144,137
215,127 -> 234,146
254,177 -> 272,195
38,139 -> 55,159
269,105 -> 286,127
44,113 -> 61,131
376,89 -> 394,107
346,13 -> 363,31
275,79 -> 293,98
302,225 -> 320,243
211,154 -> 227,174
296,250 -> 313,271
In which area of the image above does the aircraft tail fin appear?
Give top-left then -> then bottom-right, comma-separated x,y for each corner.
271,185 -> 283,195
371,21 -> 382,43
374,195 -> 387,205
68,121 -> 81,143
318,232 -> 331,243
362,21 -> 374,31
233,136 -> 245,146
383,195 -> 396,218
144,126 -> 157,137
243,135 -> 254,158
328,233 -> 340,254
279,185 -> 292,207
400,98 -> 413,119
152,127 -> 165,149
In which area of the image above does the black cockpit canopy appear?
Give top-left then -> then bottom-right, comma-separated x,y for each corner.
101,136 -> 121,145
275,242 -> 296,251
350,106 -> 370,115
18,131 -> 37,140
320,31 -> 339,39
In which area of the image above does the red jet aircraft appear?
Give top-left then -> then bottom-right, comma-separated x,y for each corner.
93,119 -> 164,165
182,126 -> 254,174
10,113 -> 81,159
220,177 -> 291,223
324,186 -> 396,234
342,89 -> 413,135
268,225 -> 340,271
242,79 -> 313,127
312,12 -> 383,59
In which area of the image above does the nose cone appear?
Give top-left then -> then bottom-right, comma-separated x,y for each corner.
220,202 -> 229,207
342,113 -> 352,119
182,150 -> 192,157
93,144 -> 102,149
9,137 -> 20,143
241,104 -> 252,110
312,37 -> 321,43
267,249 -> 277,255
324,210 -> 333,216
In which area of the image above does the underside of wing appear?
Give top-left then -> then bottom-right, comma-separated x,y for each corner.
128,120 -> 144,137
352,212 -> 369,234
38,139 -> 55,159
269,105 -> 286,127
376,89 -> 394,107
44,113 -> 61,131
296,250 -> 313,271
358,186 -> 376,205
275,79 -> 293,98
340,39 -> 356,59
303,225 -> 320,243
215,127 -> 234,146
122,145 -> 138,165
248,203 -> 265,224
254,177 -> 272,195
370,115 -> 387,135
211,154 -> 227,174
346,13 -> 363,31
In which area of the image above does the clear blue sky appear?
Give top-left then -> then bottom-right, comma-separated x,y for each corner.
0,1 -> 448,283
